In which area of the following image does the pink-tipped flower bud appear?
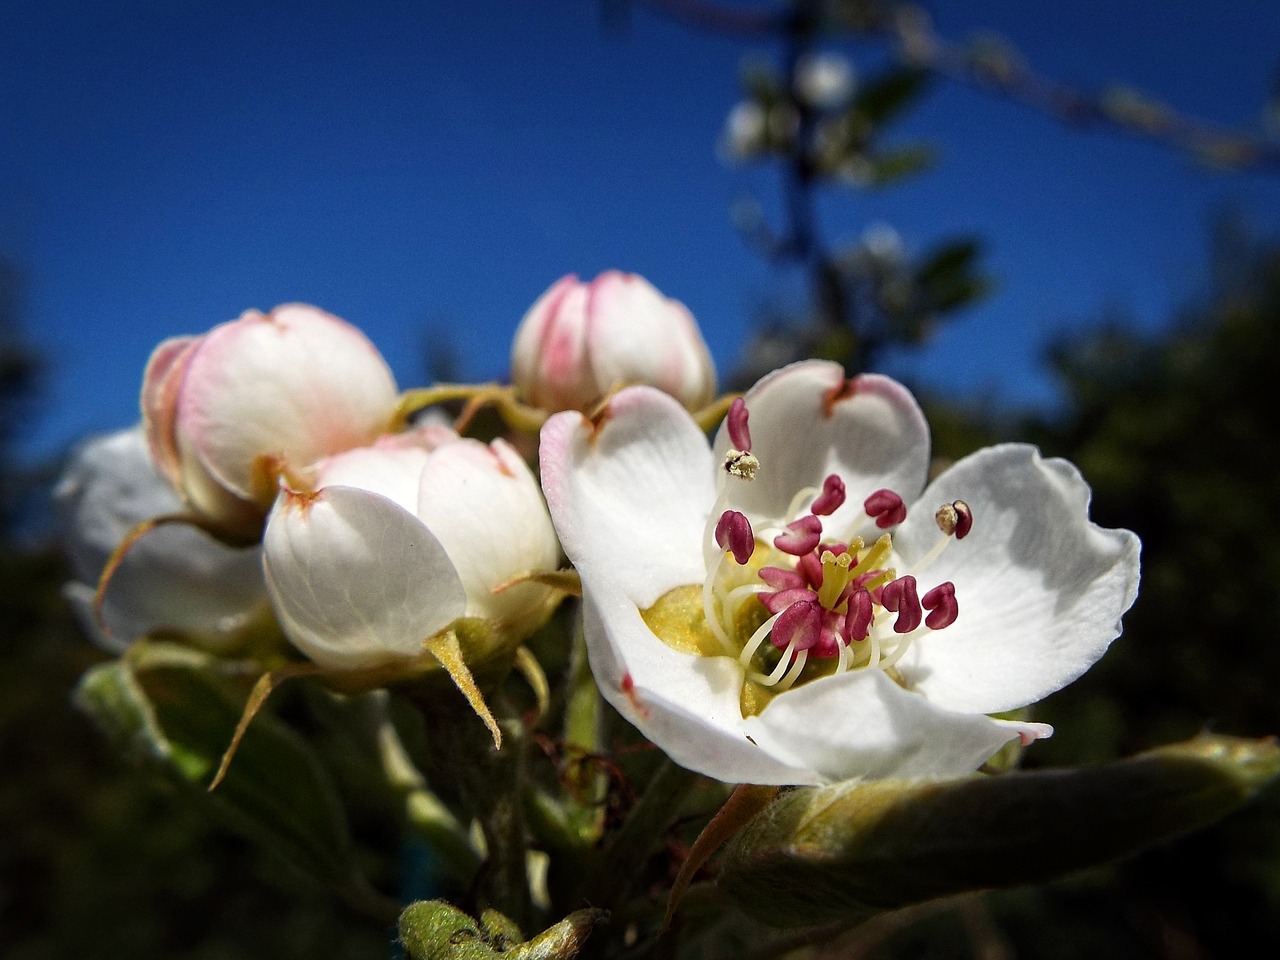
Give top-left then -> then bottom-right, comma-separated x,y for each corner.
510,271 -> 718,414
141,304 -> 401,541
262,426 -> 562,671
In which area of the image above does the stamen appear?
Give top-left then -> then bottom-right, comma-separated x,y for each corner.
934,499 -> 973,539
760,586 -> 816,615
723,449 -> 760,480
843,587 -> 873,641
864,488 -> 907,528
774,515 -> 822,556
810,474 -> 847,516
727,397 -> 752,451
701,552 -> 739,655
922,581 -> 959,629
759,638 -> 799,686
775,648 -> 809,690
880,575 -> 922,633
772,599 -> 822,651
739,611 -> 782,667
759,566 -> 806,591
715,510 -> 755,565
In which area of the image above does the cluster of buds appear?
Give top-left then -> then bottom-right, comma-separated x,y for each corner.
64,269 -> 1141,787
64,276 -> 723,736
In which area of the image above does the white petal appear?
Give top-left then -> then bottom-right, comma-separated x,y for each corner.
893,444 -> 1141,713
580,593 -> 817,785
54,427 -> 185,580
713,361 -> 931,534
415,437 -> 560,625
745,670 -> 1036,782
263,486 -> 466,670
54,426 -> 265,649
179,304 -> 399,506
540,387 -> 715,609
311,437 -> 434,515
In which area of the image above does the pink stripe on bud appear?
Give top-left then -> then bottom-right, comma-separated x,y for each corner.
922,581 -> 959,629
880,575 -> 922,634
774,515 -> 822,556
864,488 -> 907,528
715,509 -> 755,565
727,397 -> 752,452
810,474 -> 847,516
773,599 -> 822,651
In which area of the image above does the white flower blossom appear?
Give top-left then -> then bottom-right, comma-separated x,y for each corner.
540,360 -> 1140,785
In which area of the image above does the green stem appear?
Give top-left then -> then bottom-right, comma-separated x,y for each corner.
371,696 -> 484,889
580,759 -> 700,909
413,686 -> 535,930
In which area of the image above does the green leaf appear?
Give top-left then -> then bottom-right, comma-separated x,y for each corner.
850,67 -> 930,127
717,734 -> 1280,928
74,643 -> 355,885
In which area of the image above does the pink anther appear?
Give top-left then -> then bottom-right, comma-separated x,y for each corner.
727,397 -> 752,452
774,515 -> 822,556
922,581 -> 959,629
773,599 -> 822,651
714,510 -> 755,565
810,474 -> 847,516
842,587 -> 874,641
880,575 -> 922,634
864,488 -> 907,528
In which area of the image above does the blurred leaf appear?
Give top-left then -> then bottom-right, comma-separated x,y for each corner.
916,238 -> 982,282
74,643 -> 356,886
717,734 -> 1280,928
850,66 -> 930,127
914,238 -> 992,311
863,144 -> 936,186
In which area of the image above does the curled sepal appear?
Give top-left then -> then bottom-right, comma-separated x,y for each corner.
398,900 -> 607,960
717,733 -> 1280,928
208,617 -> 518,790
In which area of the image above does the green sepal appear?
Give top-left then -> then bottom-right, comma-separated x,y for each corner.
398,900 -> 607,960
717,733 -> 1280,928
73,641 -> 355,886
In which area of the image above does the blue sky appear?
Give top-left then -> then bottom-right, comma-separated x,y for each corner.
4,0 -> 1280,464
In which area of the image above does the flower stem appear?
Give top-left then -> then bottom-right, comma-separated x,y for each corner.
580,758 -> 700,910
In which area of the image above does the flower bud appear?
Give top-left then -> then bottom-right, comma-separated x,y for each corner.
142,303 -> 400,541
54,426 -> 267,653
398,899 -> 606,960
717,734 -> 1280,928
510,271 -> 717,414
793,52 -> 855,109
262,426 -> 561,672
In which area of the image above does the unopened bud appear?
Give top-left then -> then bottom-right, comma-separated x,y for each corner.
510,271 -> 717,414
398,900 -> 607,960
